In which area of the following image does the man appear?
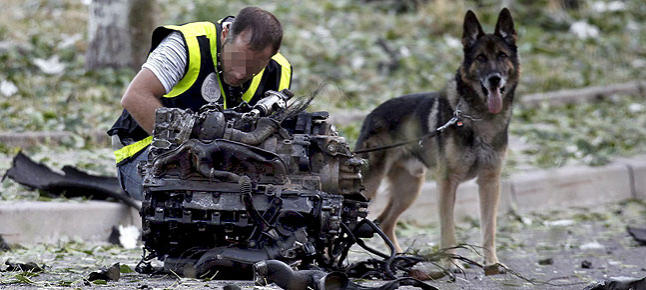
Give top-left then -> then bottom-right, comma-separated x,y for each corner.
107,7 -> 292,200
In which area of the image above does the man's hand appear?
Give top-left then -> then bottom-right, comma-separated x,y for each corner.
120,68 -> 166,134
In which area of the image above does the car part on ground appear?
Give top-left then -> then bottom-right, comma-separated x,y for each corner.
138,90 -> 370,279
2,151 -> 139,209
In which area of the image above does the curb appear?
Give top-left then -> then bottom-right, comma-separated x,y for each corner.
521,80 -> 645,107
0,201 -> 140,245
1,156 -> 645,244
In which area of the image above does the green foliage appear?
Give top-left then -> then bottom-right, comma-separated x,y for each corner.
511,95 -> 646,167
12,273 -> 35,284
91,279 -> 107,285
119,264 -> 134,274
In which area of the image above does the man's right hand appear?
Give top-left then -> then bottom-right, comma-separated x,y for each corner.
120,68 -> 166,134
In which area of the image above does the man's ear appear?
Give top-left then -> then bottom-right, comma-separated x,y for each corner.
221,24 -> 229,44
495,8 -> 516,45
462,10 -> 484,48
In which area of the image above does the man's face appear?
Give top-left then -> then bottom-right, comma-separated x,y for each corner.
221,28 -> 274,87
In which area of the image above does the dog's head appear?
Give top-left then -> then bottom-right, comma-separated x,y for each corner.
460,8 -> 519,115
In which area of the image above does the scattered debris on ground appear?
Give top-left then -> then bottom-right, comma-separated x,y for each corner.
538,257 -> 554,265
108,225 -> 140,249
2,260 -> 44,273
87,262 -> 120,282
584,276 -> 646,290
253,259 -> 438,290
2,151 -> 139,209
581,260 -> 593,269
626,226 -> 646,245
0,236 -> 9,252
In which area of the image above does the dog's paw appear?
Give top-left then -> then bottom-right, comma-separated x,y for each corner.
483,262 -> 507,276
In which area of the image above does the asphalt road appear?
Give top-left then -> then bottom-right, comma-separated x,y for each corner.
1,199 -> 645,289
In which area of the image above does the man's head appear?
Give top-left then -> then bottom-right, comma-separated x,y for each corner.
220,7 -> 283,87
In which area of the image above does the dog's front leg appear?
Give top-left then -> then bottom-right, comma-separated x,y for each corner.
477,167 -> 504,274
437,175 -> 461,269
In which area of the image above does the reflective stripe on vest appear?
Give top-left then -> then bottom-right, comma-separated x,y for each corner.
272,53 -> 292,91
162,22 -> 218,99
241,52 -> 291,103
114,136 -> 153,165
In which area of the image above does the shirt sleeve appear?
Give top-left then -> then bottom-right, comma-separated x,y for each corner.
141,31 -> 187,94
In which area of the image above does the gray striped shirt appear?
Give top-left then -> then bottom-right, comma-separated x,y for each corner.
143,21 -> 232,94
142,32 -> 187,93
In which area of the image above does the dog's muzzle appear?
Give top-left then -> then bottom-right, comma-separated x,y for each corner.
481,73 -> 506,114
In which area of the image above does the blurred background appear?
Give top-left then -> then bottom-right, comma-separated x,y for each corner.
0,0 -> 644,194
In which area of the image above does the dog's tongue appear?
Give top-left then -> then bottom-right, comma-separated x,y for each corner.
488,87 -> 503,114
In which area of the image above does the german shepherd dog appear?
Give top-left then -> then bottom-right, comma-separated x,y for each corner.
355,8 -> 518,273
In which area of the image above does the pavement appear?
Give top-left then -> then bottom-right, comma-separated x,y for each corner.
1,183 -> 645,289
1,153 -> 644,245
1,150 -> 645,290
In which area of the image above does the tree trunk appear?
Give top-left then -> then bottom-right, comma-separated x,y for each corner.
129,0 -> 156,69
86,0 -> 156,71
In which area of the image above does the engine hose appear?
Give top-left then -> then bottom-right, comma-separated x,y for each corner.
226,117 -> 280,145
341,220 -> 395,259
339,219 -> 429,281
338,222 -> 395,279
240,176 -> 285,244
240,176 -> 269,229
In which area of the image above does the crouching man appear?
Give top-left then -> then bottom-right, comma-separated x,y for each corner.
107,6 -> 292,200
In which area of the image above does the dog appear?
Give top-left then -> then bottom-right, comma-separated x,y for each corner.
355,8 -> 518,273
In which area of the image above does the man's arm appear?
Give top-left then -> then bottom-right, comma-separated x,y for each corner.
120,68 -> 166,134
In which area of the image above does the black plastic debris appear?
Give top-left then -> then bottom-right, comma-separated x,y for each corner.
108,226 -> 121,246
584,276 -> 646,290
2,151 -> 139,210
88,263 -> 121,282
3,260 -> 44,272
223,284 -> 242,290
582,260 -> 593,269
627,226 -> 646,245
253,259 -> 438,290
0,235 -> 10,252
538,258 -> 553,265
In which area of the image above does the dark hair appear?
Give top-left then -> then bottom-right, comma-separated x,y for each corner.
228,7 -> 283,54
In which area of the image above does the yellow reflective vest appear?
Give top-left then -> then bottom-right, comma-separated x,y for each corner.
108,20 -> 292,165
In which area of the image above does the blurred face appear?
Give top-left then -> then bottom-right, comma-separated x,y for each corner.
220,28 -> 274,87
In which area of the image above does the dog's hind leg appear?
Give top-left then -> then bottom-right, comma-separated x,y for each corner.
377,158 -> 426,253
360,147 -> 392,201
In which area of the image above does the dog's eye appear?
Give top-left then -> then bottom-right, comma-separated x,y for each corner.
476,54 -> 487,63
497,52 -> 508,59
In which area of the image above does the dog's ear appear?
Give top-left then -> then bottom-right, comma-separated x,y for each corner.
495,8 -> 516,45
462,10 -> 484,48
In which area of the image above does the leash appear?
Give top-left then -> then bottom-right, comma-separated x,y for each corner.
353,107 -> 479,154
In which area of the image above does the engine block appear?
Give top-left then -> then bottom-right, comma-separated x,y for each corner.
139,97 -> 368,278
